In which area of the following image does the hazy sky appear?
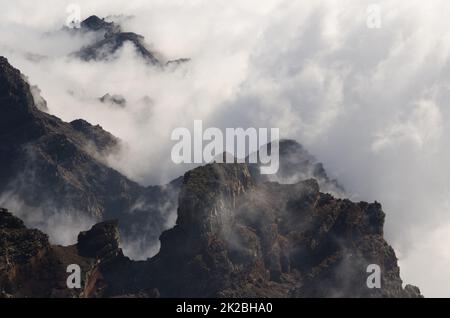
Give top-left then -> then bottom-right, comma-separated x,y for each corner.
1,0 -> 450,297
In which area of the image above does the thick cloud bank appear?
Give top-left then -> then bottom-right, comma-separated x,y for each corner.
1,0 -> 450,296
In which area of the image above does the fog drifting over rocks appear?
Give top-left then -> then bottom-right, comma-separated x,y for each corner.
1,0 -> 450,297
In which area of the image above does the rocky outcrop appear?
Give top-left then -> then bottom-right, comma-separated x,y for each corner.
0,56 -> 180,256
165,58 -> 192,67
77,221 -> 122,259
73,16 -> 160,65
69,119 -> 119,154
99,94 -> 126,108
0,208 -> 50,298
0,208 -> 142,298
144,163 -> 421,298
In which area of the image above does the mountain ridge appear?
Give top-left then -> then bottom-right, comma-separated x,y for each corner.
72,15 -> 189,66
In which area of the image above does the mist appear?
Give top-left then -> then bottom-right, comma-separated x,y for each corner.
1,0 -> 450,296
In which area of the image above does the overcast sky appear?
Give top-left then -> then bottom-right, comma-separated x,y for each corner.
1,0 -> 450,297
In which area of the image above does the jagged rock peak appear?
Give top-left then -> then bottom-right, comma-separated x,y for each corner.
75,16 -> 159,64
81,15 -> 111,30
99,93 -> 126,108
0,56 -> 39,133
0,208 -> 26,229
177,163 -> 255,232
275,139 -> 344,195
73,15 -> 190,67
150,161 -> 422,298
0,56 -> 36,110
77,220 -> 122,259
79,15 -> 121,35
70,118 -> 119,152
0,208 -> 50,290
0,56 -> 29,96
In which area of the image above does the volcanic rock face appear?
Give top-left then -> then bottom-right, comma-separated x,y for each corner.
0,56 -> 179,255
0,208 -> 135,298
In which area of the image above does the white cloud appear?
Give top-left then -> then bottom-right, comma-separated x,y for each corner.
372,99 -> 443,152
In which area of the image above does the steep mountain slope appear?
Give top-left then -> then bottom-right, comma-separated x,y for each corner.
71,15 -> 190,66
145,163 -> 420,297
0,56 -> 179,256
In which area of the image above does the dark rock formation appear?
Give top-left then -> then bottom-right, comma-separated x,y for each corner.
70,119 -> 119,154
74,16 -> 160,65
77,221 -> 121,259
77,32 -> 160,64
99,93 -> 127,108
29,84 -> 49,112
0,208 -> 134,298
277,140 -> 344,193
80,15 -> 121,35
165,58 -> 191,67
0,208 -> 52,298
71,16 -> 190,67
